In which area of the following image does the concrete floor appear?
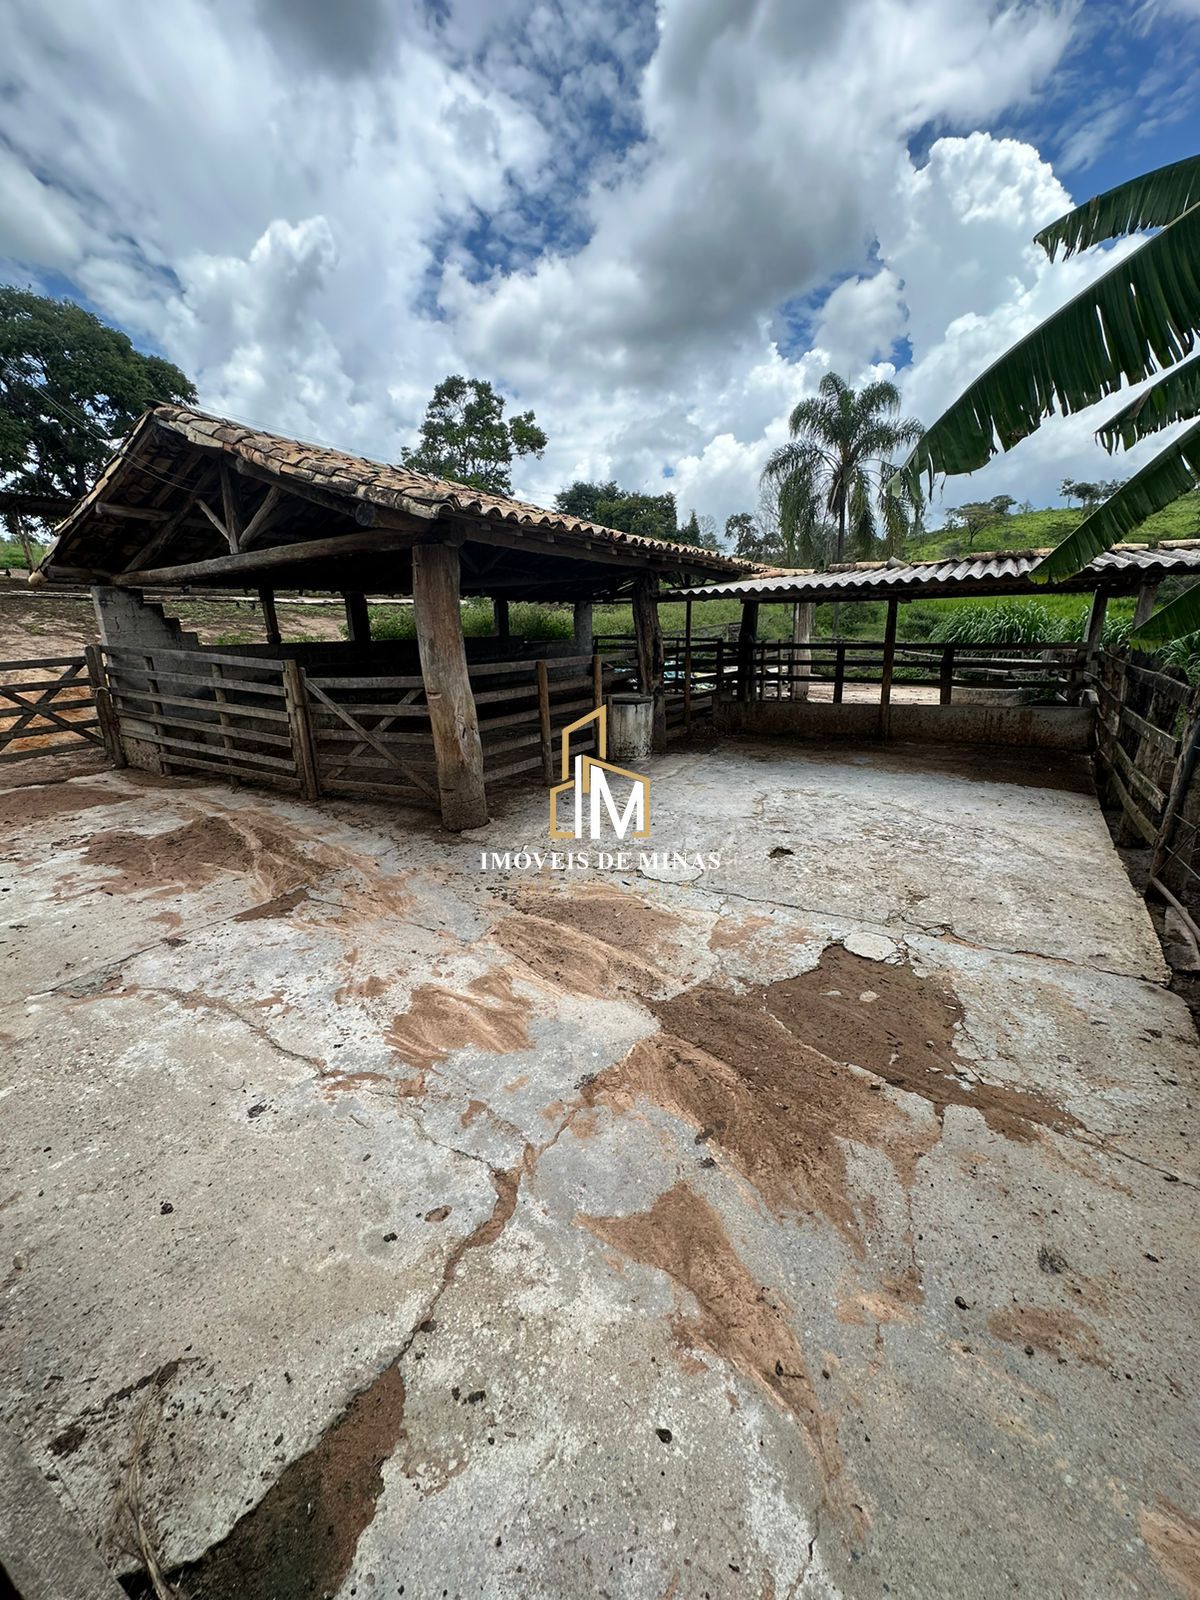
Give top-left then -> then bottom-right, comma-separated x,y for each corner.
1,738 -> 1198,1599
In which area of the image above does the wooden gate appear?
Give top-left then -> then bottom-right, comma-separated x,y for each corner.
0,656 -> 103,763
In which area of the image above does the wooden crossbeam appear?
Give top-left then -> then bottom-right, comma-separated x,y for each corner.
306,680 -> 437,799
0,660 -> 102,748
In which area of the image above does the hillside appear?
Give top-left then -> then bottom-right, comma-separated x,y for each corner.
904,491 -> 1200,563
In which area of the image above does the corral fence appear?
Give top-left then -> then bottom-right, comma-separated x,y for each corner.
96,643 -> 617,807
0,654 -> 104,763
1092,648 -> 1200,933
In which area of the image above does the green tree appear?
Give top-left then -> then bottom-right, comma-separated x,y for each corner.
943,493 -> 1017,547
898,154 -> 1200,639
0,289 -> 195,560
677,509 -> 721,551
763,372 -> 924,567
554,479 -> 678,542
554,479 -> 621,521
402,374 -> 547,495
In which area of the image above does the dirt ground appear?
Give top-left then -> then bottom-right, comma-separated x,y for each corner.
1,737 -> 1198,1598
0,579 -> 345,660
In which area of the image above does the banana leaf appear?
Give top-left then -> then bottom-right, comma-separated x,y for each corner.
1130,581 -> 1200,644
1097,355 -> 1200,450
1030,418 -> 1200,583
1036,155 -> 1200,260
898,201 -> 1200,492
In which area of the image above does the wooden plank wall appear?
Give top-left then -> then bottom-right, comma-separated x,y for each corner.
102,644 -> 300,789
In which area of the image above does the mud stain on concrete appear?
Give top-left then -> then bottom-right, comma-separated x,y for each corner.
233,887 -> 311,923
581,1182 -> 860,1529
384,969 -> 533,1072
580,944 -> 1078,1242
582,991 -> 924,1242
988,1303 -> 1109,1368
72,811 -> 339,901
169,1159 -> 527,1599
15,783 -> 122,825
171,1365 -> 408,1600
764,945 -> 1081,1143
334,972 -> 389,1004
708,913 -> 775,951
506,880 -> 681,956
1139,1498 -> 1200,1600
495,912 -> 671,1000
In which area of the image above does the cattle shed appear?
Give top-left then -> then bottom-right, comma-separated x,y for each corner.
37,405 -> 750,828
668,542 -> 1200,744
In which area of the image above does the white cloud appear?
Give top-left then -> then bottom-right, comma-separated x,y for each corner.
2,0 -> 1177,539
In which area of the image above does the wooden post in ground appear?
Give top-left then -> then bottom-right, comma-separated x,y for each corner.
259,586 -> 281,645
791,601 -> 814,700
83,643 -> 125,768
833,641 -> 846,703
879,597 -> 899,736
344,591 -> 371,646
573,600 -> 593,656
536,658 -> 553,784
413,543 -> 488,829
683,598 -> 694,732
592,652 -> 604,710
736,599 -> 760,704
494,597 -> 510,640
1134,581 -> 1161,630
1084,589 -> 1108,670
633,575 -> 667,752
282,658 -> 320,802
939,643 -> 955,705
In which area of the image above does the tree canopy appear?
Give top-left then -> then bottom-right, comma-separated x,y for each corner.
895,153 -> 1200,640
943,494 -> 1016,547
402,374 -> 547,495
763,373 -> 924,567
0,288 -> 195,506
553,479 -> 679,543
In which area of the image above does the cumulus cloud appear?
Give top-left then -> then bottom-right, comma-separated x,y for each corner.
0,0 -> 1179,534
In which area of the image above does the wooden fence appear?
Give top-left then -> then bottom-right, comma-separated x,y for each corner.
724,639 -> 1088,702
1093,647 -> 1200,876
97,645 -> 613,808
0,655 -> 104,763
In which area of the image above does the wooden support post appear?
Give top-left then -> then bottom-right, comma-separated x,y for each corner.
736,599 -> 759,704
880,597 -> 899,735
939,643 -> 955,705
833,641 -> 846,703
1085,589 -> 1108,666
592,652 -> 604,709
1133,580 -> 1161,631
683,598 -> 694,733
792,601 -> 814,700
413,543 -> 488,830
219,462 -> 242,551
633,575 -> 667,752
573,600 -> 593,655
83,643 -> 125,768
536,658 -> 553,784
282,658 -> 320,802
259,586 -> 281,645
494,597 -> 510,640
345,591 -> 371,646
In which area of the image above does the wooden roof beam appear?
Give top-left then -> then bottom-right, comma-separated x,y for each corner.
113,526 -> 423,587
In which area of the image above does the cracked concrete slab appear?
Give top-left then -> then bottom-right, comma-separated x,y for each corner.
1,739 -> 1198,1598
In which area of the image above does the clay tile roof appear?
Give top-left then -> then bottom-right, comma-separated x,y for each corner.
120,405 -> 753,575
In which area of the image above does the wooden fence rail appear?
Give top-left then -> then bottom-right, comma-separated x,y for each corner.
0,656 -> 102,763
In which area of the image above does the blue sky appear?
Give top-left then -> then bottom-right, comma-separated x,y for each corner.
2,0 -> 1199,529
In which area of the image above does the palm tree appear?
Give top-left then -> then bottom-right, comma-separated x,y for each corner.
898,154 -> 1200,640
763,373 -> 924,569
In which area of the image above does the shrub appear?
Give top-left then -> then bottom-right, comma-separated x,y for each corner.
364,600 -> 572,642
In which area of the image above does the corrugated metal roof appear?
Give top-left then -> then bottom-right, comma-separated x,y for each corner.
672,542 -> 1200,602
